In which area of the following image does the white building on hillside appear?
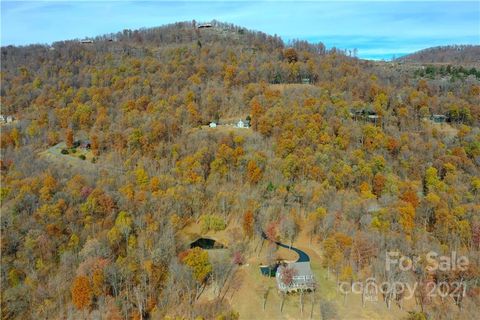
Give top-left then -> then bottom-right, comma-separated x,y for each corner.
1,115 -> 14,123
209,122 -> 217,128
276,262 -> 315,292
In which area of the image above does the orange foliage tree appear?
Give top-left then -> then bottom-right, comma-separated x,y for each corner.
71,275 -> 92,310
242,210 -> 254,238
66,128 -> 74,148
246,160 -> 262,184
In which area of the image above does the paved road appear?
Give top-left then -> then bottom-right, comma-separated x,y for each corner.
261,231 -> 310,262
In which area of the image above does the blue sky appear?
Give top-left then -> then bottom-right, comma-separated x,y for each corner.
1,1 -> 479,60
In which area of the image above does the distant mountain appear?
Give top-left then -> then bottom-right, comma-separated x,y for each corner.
395,45 -> 480,64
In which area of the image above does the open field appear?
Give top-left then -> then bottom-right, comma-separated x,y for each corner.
269,83 -> 318,92
38,142 -> 126,174
38,142 -> 97,171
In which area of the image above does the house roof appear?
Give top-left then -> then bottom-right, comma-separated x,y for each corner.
290,262 -> 313,277
276,262 -> 315,291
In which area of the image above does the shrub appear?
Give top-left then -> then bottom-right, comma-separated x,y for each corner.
232,251 -> 245,265
201,215 -> 226,232
79,155 -> 86,160
405,312 -> 427,320
320,300 -> 337,320
71,148 -> 77,154
60,149 -> 69,155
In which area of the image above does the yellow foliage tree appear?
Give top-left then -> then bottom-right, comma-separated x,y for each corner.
246,160 -> 262,184
398,202 -> 415,237
181,247 -> 212,283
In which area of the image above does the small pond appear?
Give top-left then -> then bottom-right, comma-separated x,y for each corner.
259,263 -> 279,277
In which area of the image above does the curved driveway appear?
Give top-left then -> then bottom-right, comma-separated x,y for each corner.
261,232 -> 310,262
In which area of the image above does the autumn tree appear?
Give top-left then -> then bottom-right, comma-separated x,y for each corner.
71,276 -> 92,310
242,210 -> 254,238
187,102 -> 202,126
66,128 -> 74,148
90,133 -> 99,156
278,265 -> 297,288
39,173 -> 57,201
322,233 -> 352,279
180,247 -> 212,283
280,212 -> 299,248
250,98 -> 263,130
246,160 -> 262,184
372,173 -> 386,198
307,207 -> 326,243
398,202 -> 416,238
265,221 -> 278,243
399,183 -> 420,209
108,211 -> 133,254
284,48 -> 298,63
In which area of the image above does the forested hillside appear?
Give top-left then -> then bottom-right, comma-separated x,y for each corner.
396,45 -> 480,65
1,21 -> 479,319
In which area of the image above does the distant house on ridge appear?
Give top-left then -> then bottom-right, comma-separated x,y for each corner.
1,115 -> 14,123
197,23 -> 212,29
431,114 -> 448,123
301,77 -> 311,84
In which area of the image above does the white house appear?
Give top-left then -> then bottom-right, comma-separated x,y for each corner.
276,262 -> 315,292
431,114 -> 448,123
209,122 -> 217,128
197,23 -> 213,29
6,116 -> 13,123
237,120 -> 245,128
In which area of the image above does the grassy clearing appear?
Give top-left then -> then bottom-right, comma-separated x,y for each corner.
39,142 -> 97,171
269,83 -> 318,92
198,124 -> 254,135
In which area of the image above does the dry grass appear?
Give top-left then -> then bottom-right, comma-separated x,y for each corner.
269,83 -> 318,92
422,119 -> 459,139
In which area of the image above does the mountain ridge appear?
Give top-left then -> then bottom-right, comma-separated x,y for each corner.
395,44 -> 480,65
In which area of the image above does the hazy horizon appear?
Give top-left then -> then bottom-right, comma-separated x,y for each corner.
1,1 -> 479,60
